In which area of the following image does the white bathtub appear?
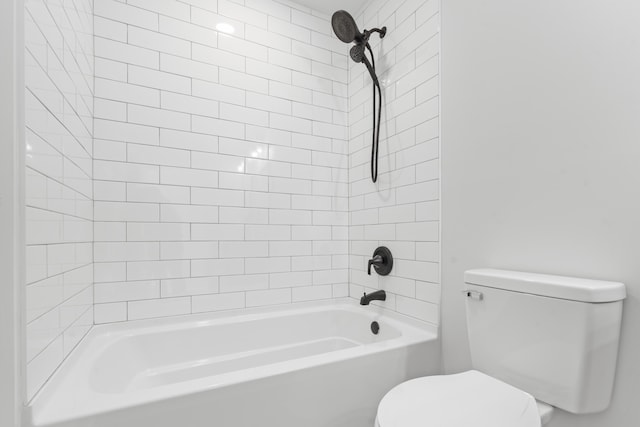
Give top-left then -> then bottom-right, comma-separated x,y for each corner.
27,300 -> 440,427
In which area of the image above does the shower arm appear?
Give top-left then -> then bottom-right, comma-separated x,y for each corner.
362,27 -> 387,41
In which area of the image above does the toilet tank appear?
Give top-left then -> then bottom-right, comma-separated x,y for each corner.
464,269 -> 626,414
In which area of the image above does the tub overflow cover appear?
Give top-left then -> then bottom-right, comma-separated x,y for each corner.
371,321 -> 380,335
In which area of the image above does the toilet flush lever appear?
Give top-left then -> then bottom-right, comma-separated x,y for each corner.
462,290 -> 483,301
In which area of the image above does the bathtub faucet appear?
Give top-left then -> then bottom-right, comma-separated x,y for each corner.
360,290 -> 386,305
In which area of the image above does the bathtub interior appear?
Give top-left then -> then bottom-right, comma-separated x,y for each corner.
28,302 -> 437,427
89,307 -> 402,394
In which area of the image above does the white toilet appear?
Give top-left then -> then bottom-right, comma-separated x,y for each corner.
376,269 -> 626,427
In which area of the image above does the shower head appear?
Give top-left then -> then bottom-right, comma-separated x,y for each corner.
349,43 -> 365,62
331,10 -> 362,44
350,44 -> 378,85
331,10 -> 387,46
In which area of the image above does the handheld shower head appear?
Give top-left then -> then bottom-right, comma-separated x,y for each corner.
349,43 -> 365,62
331,10 -> 363,44
350,44 -> 378,85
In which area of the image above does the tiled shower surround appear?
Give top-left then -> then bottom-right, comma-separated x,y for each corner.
25,0 -> 94,399
25,0 -> 439,399
92,0 -> 351,323
348,0 -> 440,323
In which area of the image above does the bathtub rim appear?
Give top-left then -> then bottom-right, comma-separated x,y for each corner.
89,297 -> 437,337
27,298 -> 439,426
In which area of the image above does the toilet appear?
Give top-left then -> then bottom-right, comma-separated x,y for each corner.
376,269 -> 626,427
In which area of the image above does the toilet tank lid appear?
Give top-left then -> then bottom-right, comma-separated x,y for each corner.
464,269 -> 626,303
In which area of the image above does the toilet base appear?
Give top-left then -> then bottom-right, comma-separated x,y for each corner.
536,401 -> 554,425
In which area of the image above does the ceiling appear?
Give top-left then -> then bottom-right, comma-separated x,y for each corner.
290,0 -> 369,16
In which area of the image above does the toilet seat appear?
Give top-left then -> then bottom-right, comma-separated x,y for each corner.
376,370 -> 542,427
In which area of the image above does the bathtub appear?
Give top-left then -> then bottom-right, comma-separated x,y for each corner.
27,300 -> 440,427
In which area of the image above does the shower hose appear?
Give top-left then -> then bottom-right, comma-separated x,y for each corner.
366,43 -> 382,183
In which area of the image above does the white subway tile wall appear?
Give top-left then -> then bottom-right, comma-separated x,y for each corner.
25,0 -> 94,400
93,0 -> 350,322
348,0 -> 440,324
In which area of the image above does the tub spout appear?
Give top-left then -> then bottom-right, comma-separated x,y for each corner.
360,290 -> 386,305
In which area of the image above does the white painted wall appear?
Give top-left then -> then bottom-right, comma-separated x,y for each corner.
24,0 -> 94,401
0,0 -> 25,424
92,0 -> 350,323
348,0 -> 440,324
441,1 -> 640,426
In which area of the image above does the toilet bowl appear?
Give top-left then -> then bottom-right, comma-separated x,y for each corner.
375,370 -> 554,427
374,269 -> 625,427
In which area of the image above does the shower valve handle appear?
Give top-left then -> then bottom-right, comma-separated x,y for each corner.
368,255 -> 384,275
367,247 -> 393,276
